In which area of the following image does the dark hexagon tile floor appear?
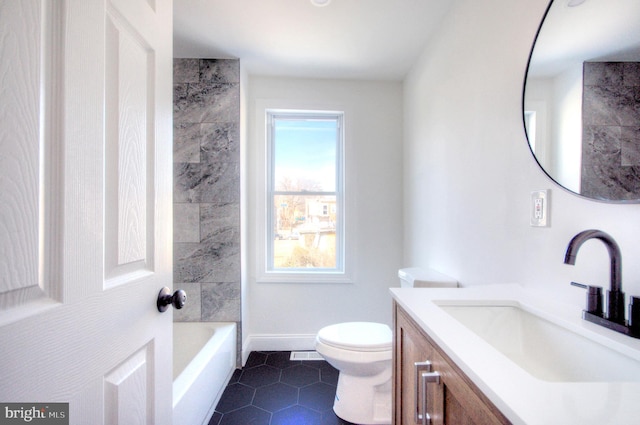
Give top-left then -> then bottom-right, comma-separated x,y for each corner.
208,351 -> 357,425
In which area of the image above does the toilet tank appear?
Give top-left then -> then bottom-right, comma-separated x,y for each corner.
398,267 -> 458,288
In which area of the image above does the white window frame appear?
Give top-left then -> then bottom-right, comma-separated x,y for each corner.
255,106 -> 352,283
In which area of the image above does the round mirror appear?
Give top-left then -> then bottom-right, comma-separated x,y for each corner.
523,0 -> 640,202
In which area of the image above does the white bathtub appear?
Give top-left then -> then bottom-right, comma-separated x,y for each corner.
173,322 -> 236,425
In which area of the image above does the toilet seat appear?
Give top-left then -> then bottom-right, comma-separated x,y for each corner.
317,322 -> 391,352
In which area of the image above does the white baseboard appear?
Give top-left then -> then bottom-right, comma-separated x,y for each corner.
241,333 -> 317,366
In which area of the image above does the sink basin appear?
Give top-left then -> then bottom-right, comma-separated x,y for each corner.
437,301 -> 640,382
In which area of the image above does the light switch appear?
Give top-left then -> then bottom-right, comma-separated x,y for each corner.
530,190 -> 549,227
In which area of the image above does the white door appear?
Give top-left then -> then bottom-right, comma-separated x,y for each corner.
0,0 -> 174,423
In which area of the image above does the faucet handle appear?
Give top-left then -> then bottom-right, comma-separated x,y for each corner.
571,282 -> 603,316
629,297 -> 640,336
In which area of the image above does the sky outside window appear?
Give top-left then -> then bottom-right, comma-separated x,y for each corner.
274,118 -> 337,192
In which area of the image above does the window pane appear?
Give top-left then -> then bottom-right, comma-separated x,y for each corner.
273,194 -> 337,269
273,118 -> 337,192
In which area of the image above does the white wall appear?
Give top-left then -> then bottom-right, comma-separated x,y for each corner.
244,76 -> 403,360
523,78 -> 552,169
403,0 -> 640,308
552,64 -> 582,192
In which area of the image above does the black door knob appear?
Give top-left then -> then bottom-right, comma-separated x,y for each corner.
157,287 -> 187,312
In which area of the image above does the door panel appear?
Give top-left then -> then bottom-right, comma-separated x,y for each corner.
0,0 -> 173,423
0,0 -> 61,314
105,0 -> 155,285
104,345 -> 153,425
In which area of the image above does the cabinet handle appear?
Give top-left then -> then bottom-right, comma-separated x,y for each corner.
414,361 -> 431,424
421,370 -> 441,425
414,361 -> 442,424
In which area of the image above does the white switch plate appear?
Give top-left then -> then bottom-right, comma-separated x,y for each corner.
530,190 -> 549,227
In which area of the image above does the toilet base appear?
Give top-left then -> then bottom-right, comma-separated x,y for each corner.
333,370 -> 391,425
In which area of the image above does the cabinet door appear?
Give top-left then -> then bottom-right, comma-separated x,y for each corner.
430,348 -> 506,425
394,306 -> 435,425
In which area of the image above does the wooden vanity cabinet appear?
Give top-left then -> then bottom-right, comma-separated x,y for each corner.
393,302 -> 511,425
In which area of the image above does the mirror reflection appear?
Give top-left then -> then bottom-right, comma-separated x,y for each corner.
523,0 -> 640,202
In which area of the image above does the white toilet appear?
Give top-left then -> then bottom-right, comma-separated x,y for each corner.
316,322 -> 392,424
315,268 -> 457,425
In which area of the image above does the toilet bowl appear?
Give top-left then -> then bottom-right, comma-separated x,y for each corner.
315,322 -> 392,425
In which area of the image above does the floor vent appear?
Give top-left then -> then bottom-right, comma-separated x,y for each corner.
290,351 -> 324,361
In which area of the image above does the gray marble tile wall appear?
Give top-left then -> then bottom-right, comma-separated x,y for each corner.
173,59 -> 241,326
582,62 -> 640,200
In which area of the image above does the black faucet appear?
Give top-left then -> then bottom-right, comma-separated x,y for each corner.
564,229 -> 625,323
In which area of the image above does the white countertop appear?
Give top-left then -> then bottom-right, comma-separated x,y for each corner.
390,285 -> 640,425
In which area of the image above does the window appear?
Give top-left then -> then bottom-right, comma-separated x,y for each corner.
266,110 -> 344,275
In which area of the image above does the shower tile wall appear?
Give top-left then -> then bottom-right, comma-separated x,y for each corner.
173,59 -> 241,326
581,62 -> 640,200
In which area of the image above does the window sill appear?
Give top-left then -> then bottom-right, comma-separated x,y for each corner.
257,271 -> 354,284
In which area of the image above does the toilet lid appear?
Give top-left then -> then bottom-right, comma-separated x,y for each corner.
317,322 -> 392,352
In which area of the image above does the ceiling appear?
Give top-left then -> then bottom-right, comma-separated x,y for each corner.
173,0 -> 455,81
